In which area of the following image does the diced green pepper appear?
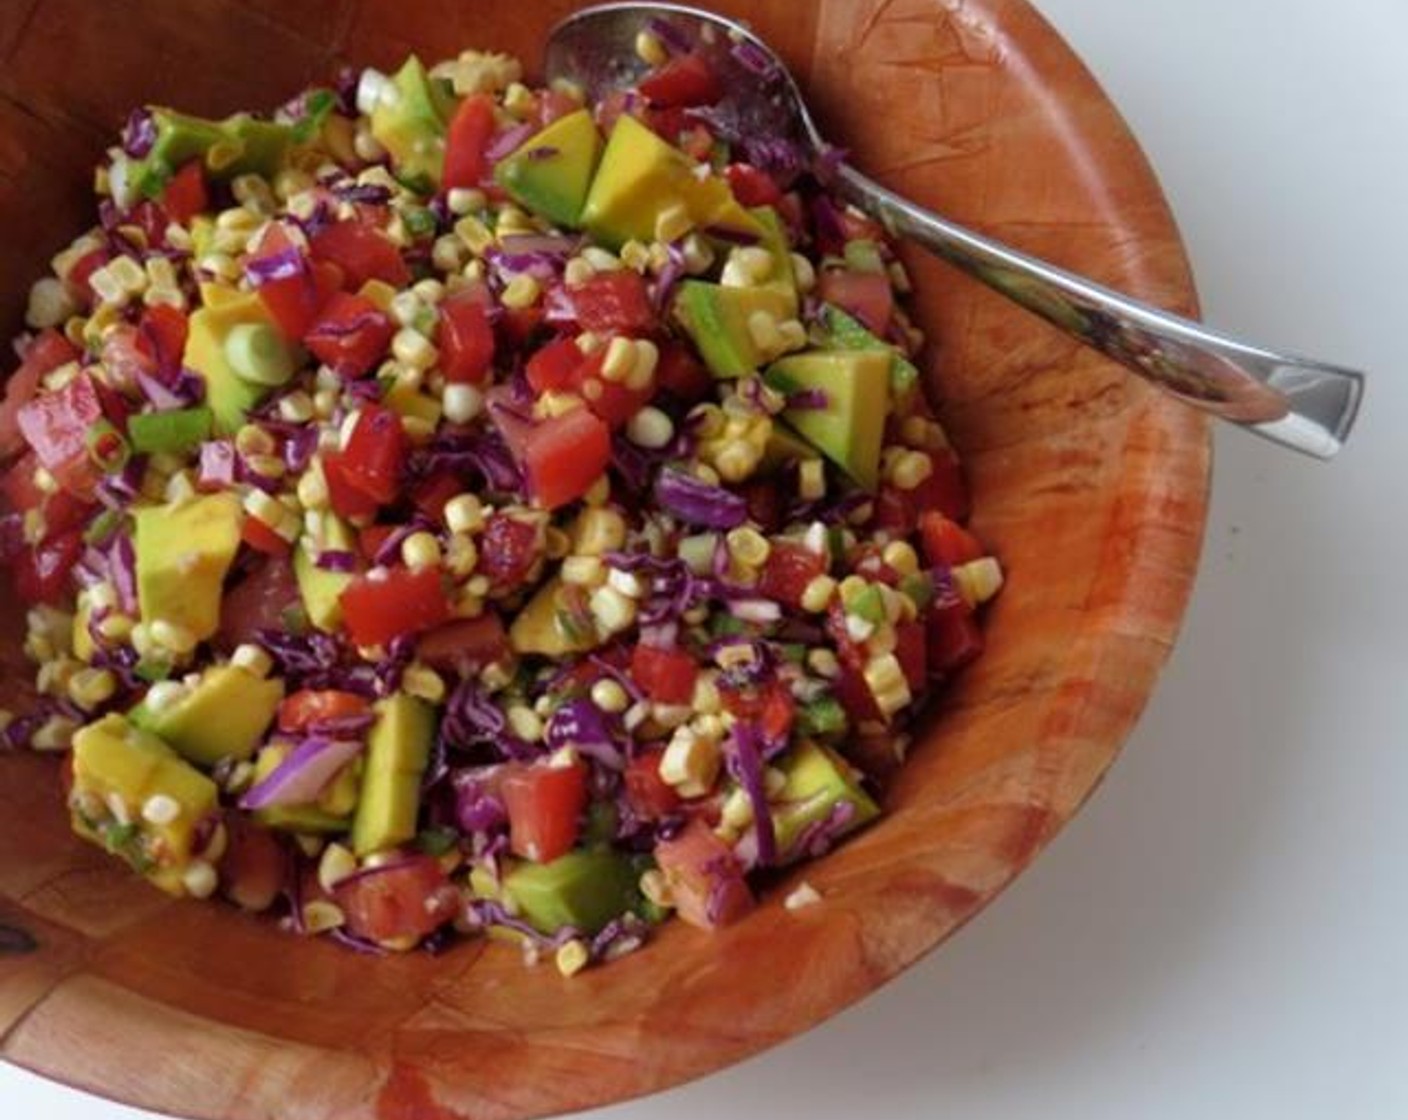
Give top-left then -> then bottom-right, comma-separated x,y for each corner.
127,406 -> 213,455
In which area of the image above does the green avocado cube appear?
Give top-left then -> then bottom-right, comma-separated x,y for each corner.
293,542 -> 354,633
183,290 -> 284,434
818,304 -> 920,396
735,205 -> 799,318
765,350 -> 891,490
70,714 -> 219,895
771,740 -> 879,863
371,56 -> 456,190
129,664 -> 283,768
133,493 -> 243,643
508,576 -> 601,657
500,849 -> 643,936
494,108 -> 603,229
673,280 -> 795,379
350,693 -> 436,856
129,108 -> 292,199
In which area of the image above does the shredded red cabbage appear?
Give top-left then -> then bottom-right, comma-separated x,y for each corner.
121,107 -> 157,159
484,121 -> 536,163
546,698 -> 625,771
440,680 -> 539,761
244,246 -> 308,285
654,467 -> 748,529
313,549 -> 358,573
450,770 -> 509,833
197,440 -> 238,490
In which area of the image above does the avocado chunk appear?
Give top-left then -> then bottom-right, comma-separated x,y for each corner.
129,664 -> 283,767
818,304 -> 919,397
509,576 -> 601,656
70,714 -> 219,895
580,114 -> 762,248
184,291 -> 287,434
673,280 -> 795,378
249,740 -> 360,834
722,206 -> 798,318
293,541 -> 354,633
133,493 -> 243,643
771,740 -> 879,864
128,108 -> 293,199
370,56 -> 456,190
764,350 -> 891,490
350,693 -> 435,856
493,108 -> 603,228
501,849 -> 643,936
758,423 -> 816,472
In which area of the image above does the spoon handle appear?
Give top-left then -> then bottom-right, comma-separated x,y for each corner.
835,164 -> 1363,459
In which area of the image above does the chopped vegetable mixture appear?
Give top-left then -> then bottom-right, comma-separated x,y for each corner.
0,33 -> 1000,973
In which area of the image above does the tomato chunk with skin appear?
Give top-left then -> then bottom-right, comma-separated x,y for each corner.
499,406 -> 611,511
240,516 -> 291,557
443,93 -> 496,190
14,527 -> 83,604
918,511 -> 983,568
0,329 -> 81,458
653,341 -> 711,404
758,540 -> 828,610
569,271 -> 655,335
322,451 -> 383,521
725,163 -> 782,208
501,761 -> 588,863
524,337 -> 583,395
630,644 -> 698,706
339,405 -> 407,504
654,820 -> 754,929
927,581 -> 984,677
415,613 -> 507,675
437,290 -> 496,384
623,748 -> 681,822
16,371 -> 104,497
278,689 -> 371,734
818,268 -> 893,335
339,566 -> 450,648
248,224 -> 334,341
475,512 -> 541,593
639,53 -> 723,108
334,855 -> 460,944
305,292 -> 395,379
217,557 -> 299,649
310,220 -> 410,290
162,160 -> 209,224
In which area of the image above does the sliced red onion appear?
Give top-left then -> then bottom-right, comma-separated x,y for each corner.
314,550 -> 358,573
725,723 -> 776,867
484,122 -> 536,163
135,371 -> 186,411
121,107 -> 157,158
244,246 -> 308,286
240,737 -> 364,810
109,534 -> 138,614
638,621 -> 679,648
197,440 -> 238,490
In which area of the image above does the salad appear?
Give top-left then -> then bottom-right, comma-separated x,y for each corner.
0,31 -> 1001,972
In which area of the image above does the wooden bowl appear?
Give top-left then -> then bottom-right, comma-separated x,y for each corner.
0,1 -> 1208,1117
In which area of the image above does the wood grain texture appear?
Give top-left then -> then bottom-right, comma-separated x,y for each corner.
0,1 -> 1210,1117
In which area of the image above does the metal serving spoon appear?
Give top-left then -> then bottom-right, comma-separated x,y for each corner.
546,2 -> 1365,459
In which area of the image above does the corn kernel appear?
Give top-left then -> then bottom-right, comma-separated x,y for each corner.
501,272 -> 541,310
182,859 -> 218,900
606,567 -> 644,599
658,727 -> 722,797
806,648 -> 841,679
590,584 -> 637,636
581,246 -> 622,272
231,644 -> 274,678
720,787 -> 755,831
66,666 -> 116,710
318,843 -> 357,893
790,252 -> 816,293
447,187 -> 487,216
563,257 -> 596,288
746,309 -> 783,355
623,406 -> 673,450
150,619 -> 198,656
889,449 -> 935,491
26,277 -> 76,330
443,494 -> 486,535
560,555 -> 605,586
952,556 -> 1004,606
299,900 -> 345,934
401,530 -> 442,571
625,339 -> 658,391
635,28 -> 668,66
639,868 -> 673,909
390,328 -> 436,372
654,203 -> 693,244
863,653 -> 911,716
556,938 -> 590,978
784,882 -> 823,911
454,215 -> 494,256
572,507 -> 627,555
600,336 -> 636,383
882,541 -> 921,577
713,442 -> 762,483
590,678 -> 629,714
797,574 -> 837,614
507,705 -> 544,742
403,663 -> 446,704
726,526 -> 771,569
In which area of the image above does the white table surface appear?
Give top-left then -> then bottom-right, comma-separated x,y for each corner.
5,0 -> 1406,1116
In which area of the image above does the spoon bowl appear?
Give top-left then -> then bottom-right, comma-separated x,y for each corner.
549,2 -> 1365,458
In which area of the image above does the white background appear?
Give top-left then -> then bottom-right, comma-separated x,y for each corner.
5,0 -> 1406,1116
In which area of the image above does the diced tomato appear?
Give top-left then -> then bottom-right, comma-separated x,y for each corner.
927,583 -> 984,677
758,540 -> 828,610
524,337 -> 584,395
339,405 -> 406,504
240,516 -> 291,557
912,448 -> 971,522
443,93 -> 496,191
623,748 -> 682,821
66,248 -> 111,308
304,292 -> 395,379
0,453 -> 42,513
841,733 -> 905,788
572,345 -> 653,429
277,689 -> 371,734
835,660 -> 884,724
135,304 -> 189,377
534,87 -> 582,129
217,557 -> 300,648
918,510 -> 983,568
248,224 -> 334,340
501,761 -> 588,863
720,679 -> 795,743
818,268 -> 894,335
639,53 -> 723,108
310,219 -> 410,290
436,290 -> 496,384
16,371 -> 104,497
630,644 -> 699,706
339,566 -> 450,648
322,452 -> 382,521
410,471 -> 462,526
0,329 -> 81,458
334,855 -> 460,945
415,613 -> 507,675
13,527 -> 83,604
129,200 -> 170,248
870,485 -> 917,536
520,408 -> 612,510
724,163 -> 782,207
475,512 -> 541,593
161,160 -> 209,224
569,271 -> 655,335
653,341 -> 712,403
358,523 -> 395,562
498,304 -> 545,349
654,820 -> 754,929
217,811 -> 286,913
895,619 -> 927,692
